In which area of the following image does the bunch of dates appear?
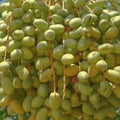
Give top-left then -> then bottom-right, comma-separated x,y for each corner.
0,0 -> 120,120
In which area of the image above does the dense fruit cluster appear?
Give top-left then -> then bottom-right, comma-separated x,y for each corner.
0,0 -> 120,120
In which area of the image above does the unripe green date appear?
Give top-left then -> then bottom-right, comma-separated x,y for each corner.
13,77 -> 22,88
21,36 -> 35,47
21,47 -> 33,60
61,53 -> 75,65
98,43 -> 113,54
88,63 -> 100,78
81,14 -> 98,26
74,0 -> 88,8
12,8 -> 24,18
10,19 -> 24,31
87,51 -> 100,63
90,74 -> 103,84
82,102 -> 95,115
49,92 -> 61,110
12,29 -> 24,40
0,2 -> 11,12
23,96 -> 33,112
97,81 -> 112,97
33,19 -> 48,31
107,94 -> 120,108
111,15 -> 120,27
23,25 -> 35,36
54,61 -> 63,75
44,29 -> 55,41
36,107 -> 49,120
113,84 -> 120,99
65,64 -> 79,77
10,49 -> 22,60
105,53 -> 116,68
113,43 -> 120,54
77,36 -> 91,51
92,7 -> 103,16
31,95 -> 45,108
51,109 -> 62,120
69,17 -> 81,28
70,94 -> 81,108
35,57 -> 50,71
77,82 -> 92,96
61,99 -> 72,111
22,12 -> 34,24
0,95 -> 11,107
0,46 -> 6,56
0,22 -> 8,33
94,107 -> 109,120
7,40 -> 21,53
105,26 -> 119,40
52,14 -> 64,24
39,68 -> 52,83
49,24 -> 65,34
99,19 -> 110,32
69,26 -> 82,39
16,65 -> 29,80
96,59 -> 108,71
1,77 -> 14,95
53,45 -> 65,60
89,91 -> 100,106
22,77 -> 33,89
105,69 -> 120,84
77,71 -> 89,83
0,61 -> 10,71
64,14 -> 75,26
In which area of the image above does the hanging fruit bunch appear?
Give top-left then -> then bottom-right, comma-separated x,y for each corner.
0,0 -> 120,120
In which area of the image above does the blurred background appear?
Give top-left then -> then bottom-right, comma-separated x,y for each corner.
0,0 -> 7,4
